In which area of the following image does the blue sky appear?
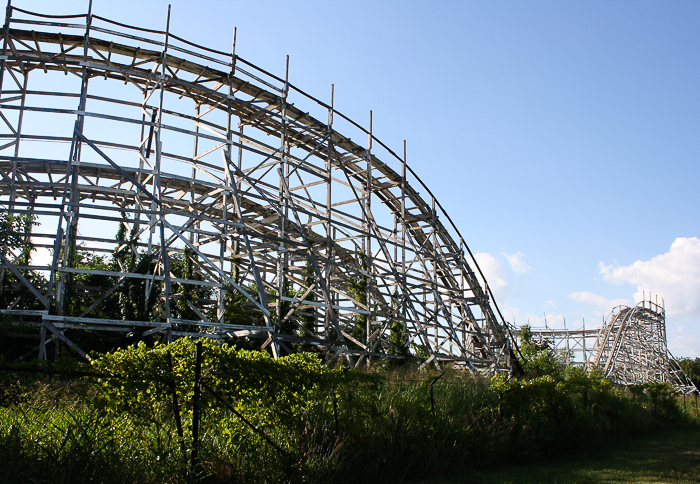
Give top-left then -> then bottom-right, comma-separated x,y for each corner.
16,0 -> 700,356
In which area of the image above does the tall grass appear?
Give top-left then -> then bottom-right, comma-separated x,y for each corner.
0,382 -> 188,484
0,343 -> 697,484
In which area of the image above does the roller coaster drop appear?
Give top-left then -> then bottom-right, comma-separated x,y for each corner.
529,300 -> 697,394
0,4 -> 520,372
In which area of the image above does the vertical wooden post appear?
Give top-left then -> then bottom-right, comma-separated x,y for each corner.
273,55 -> 291,358
365,111 -> 373,351
401,141 -> 407,349
432,197 -> 438,346
51,0 -> 93,325
325,85 -> 335,340
157,6 -> 173,342
459,237 -> 467,354
0,0 -> 13,96
190,102 -> 200,244
218,30 -> 237,327
166,351 -> 187,469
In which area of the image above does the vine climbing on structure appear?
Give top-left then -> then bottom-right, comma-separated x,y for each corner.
0,4 -> 519,373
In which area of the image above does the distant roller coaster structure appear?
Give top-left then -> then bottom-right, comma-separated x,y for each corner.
0,4 -> 521,373
528,300 -> 698,394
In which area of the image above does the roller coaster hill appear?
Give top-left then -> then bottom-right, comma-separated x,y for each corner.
0,5 -> 695,395
0,4 -> 521,374
527,299 -> 698,394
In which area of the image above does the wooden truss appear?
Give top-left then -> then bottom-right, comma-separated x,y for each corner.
529,300 -> 697,393
0,4 -> 519,372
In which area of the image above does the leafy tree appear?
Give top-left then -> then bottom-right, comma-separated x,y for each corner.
0,212 -> 36,263
110,216 -> 161,322
220,283 -> 268,351
63,250 -> 128,353
388,292 -> 408,357
169,247 -> 214,323
221,289 -> 263,327
67,250 -> 119,319
518,324 -> 563,378
0,212 -> 42,315
271,281 -> 295,338
347,250 -> 368,347
677,357 -> 700,389
388,320 -> 406,355
298,256 -> 317,339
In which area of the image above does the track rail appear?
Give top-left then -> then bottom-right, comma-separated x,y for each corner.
0,5 -> 519,372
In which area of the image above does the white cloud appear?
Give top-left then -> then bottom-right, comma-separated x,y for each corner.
474,252 -> 510,303
598,237 -> 700,318
569,291 -> 632,313
502,251 -> 532,274
668,326 -> 700,357
473,253 -> 567,329
530,311 -> 566,328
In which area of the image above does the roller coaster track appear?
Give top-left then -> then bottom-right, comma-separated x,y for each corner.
528,300 -> 696,393
0,5 -> 520,372
590,301 -> 696,393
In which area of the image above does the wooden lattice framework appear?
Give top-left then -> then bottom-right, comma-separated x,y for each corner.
529,300 -> 697,393
0,4 -> 519,372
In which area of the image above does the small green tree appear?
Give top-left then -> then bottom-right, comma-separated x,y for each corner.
0,212 -> 41,314
388,292 -> 408,357
0,212 -> 36,263
67,250 -> 119,319
299,256 -> 316,339
677,357 -> 700,388
347,250 -> 368,347
169,247 -> 214,322
221,284 -> 268,351
110,216 -> 161,322
518,324 -> 563,378
271,281 -> 297,355
388,320 -> 408,357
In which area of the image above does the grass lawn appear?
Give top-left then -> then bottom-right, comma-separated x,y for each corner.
421,426 -> 700,484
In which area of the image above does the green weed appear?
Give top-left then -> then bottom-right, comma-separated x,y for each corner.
0,340 -> 697,484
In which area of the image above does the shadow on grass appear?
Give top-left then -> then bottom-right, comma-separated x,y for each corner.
420,427 -> 700,484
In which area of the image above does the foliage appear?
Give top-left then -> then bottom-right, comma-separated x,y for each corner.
347,250 -> 369,346
388,319 -> 408,357
518,324 -> 564,378
110,217 -> 161,323
221,288 -> 265,327
169,247 -> 214,323
0,212 -> 36,260
66,250 -> 119,319
0,382 -> 186,484
91,339 -> 343,430
299,256 -> 317,338
387,291 -> 409,357
1,342 -> 698,484
0,212 -> 43,336
270,281 -> 296,341
677,356 -> 700,388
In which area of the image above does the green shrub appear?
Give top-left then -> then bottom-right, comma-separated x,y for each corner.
0,341 -> 696,484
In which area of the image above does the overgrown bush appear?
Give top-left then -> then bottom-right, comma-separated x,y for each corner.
0,340 -> 697,484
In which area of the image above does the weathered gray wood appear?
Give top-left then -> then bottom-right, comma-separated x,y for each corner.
0,9 -> 520,375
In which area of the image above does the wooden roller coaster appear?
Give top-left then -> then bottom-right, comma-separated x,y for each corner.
0,3 -> 520,373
